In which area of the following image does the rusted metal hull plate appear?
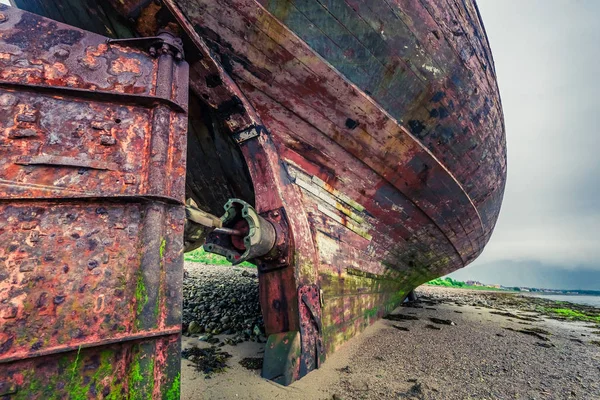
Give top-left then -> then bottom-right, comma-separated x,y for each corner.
0,201 -> 183,361
0,6 -> 187,398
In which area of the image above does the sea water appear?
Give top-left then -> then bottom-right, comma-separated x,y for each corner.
527,294 -> 600,308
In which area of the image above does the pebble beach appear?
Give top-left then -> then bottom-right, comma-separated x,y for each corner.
180,263 -> 600,399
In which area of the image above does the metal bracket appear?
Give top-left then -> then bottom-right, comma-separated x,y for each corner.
107,31 -> 184,61
257,207 -> 293,272
232,125 -> 266,144
298,285 -> 324,374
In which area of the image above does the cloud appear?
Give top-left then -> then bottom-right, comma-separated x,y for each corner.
471,0 -> 600,277
449,260 -> 600,290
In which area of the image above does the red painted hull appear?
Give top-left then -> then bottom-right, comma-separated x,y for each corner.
171,0 -> 506,364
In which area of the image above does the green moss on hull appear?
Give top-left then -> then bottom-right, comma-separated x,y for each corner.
136,272 -> 149,315
165,373 -> 180,400
159,238 -> 166,259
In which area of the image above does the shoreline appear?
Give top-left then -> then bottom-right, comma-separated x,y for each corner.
181,264 -> 600,399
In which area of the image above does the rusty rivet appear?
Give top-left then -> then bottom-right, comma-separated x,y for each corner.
100,135 -> 116,146
91,121 -> 111,131
87,260 -> 99,270
95,207 -> 108,215
8,129 -> 37,139
29,232 -> 40,243
16,113 -> 37,123
124,174 -> 136,185
30,341 -> 43,351
36,292 -> 49,309
70,328 -> 83,339
71,125 -> 85,138
54,48 -> 70,58
278,258 -> 286,264
1,305 -> 17,319
0,13 -> 7,23
19,260 -> 36,272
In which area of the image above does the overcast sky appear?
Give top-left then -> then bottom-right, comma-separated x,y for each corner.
449,0 -> 600,289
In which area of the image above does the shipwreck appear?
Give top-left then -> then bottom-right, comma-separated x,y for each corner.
0,0 -> 506,397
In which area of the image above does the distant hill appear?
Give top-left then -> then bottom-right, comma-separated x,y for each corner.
426,277 -> 600,296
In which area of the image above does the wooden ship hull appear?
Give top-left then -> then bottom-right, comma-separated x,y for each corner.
0,0 -> 505,396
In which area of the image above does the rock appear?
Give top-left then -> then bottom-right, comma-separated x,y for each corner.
425,324 -> 442,330
429,317 -> 456,326
188,321 -> 202,334
182,264 -> 264,344
384,314 -> 419,321
198,334 -> 212,342
239,357 -> 263,370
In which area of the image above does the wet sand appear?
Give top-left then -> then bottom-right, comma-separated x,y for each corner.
181,286 -> 600,399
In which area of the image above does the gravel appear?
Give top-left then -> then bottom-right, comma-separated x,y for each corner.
329,286 -> 600,400
182,262 -> 266,346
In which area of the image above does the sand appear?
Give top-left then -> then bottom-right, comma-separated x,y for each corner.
180,286 -> 600,399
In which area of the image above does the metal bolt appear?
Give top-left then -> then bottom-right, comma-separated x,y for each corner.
149,46 -> 157,57
271,211 -> 279,218
54,48 -> 70,58
100,135 -> 116,146
278,258 -> 286,264
87,260 -> 99,270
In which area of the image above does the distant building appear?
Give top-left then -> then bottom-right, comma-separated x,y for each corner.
466,280 -> 484,287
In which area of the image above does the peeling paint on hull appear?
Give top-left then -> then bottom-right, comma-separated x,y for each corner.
169,0 -> 506,379
0,0 -> 506,391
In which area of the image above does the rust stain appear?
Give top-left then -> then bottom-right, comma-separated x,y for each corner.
110,55 -> 142,74
0,7 -> 187,398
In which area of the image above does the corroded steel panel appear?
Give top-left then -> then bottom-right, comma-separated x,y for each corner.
0,6 -> 187,398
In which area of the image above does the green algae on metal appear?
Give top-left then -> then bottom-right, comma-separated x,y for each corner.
136,271 -> 149,315
165,372 -> 180,400
159,238 -> 167,259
